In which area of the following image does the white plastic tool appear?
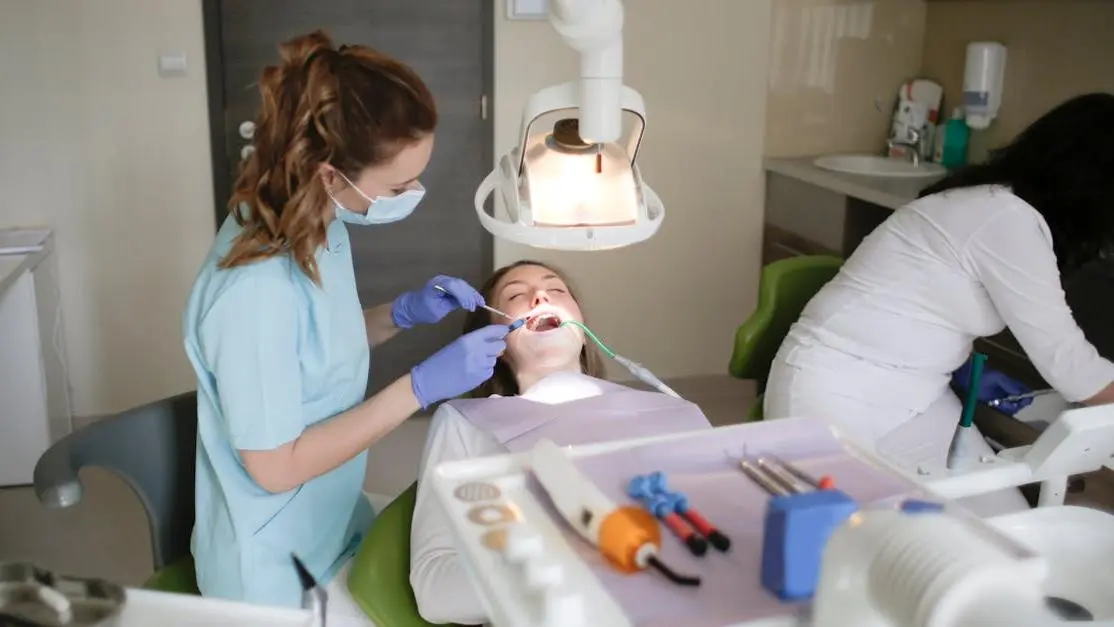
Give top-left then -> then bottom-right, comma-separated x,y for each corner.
813,508 -> 1055,627
475,0 -> 664,251
530,439 -> 698,587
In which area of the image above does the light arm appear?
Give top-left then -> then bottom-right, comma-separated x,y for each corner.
548,0 -> 625,143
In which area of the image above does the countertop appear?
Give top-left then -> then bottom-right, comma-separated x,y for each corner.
764,156 -> 944,210
0,228 -> 52,297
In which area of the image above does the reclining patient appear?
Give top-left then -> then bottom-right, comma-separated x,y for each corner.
409,260 -> 712,625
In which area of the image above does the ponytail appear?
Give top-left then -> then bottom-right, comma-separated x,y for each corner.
220,30 -> 437,284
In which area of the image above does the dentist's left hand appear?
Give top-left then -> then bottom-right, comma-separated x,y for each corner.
392,275 -> 484,329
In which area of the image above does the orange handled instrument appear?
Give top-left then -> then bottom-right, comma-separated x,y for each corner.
530,439 -> 700,586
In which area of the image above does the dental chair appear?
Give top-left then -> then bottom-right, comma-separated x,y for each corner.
729,255 -> 843,421
346,481 -> 443,627
33,391 -> 200,594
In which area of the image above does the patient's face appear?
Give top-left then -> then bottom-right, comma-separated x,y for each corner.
491,264 -> 585,371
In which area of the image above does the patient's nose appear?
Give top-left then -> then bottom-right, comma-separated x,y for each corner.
531,290 -> 550,307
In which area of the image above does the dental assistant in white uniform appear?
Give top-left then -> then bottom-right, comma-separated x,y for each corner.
764,93 -> 1114,516
409,261 -> 713,625
182,32 -> 509,617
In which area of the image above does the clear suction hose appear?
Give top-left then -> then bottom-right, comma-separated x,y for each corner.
612,354 -> 681,398
560,321 -> 682,399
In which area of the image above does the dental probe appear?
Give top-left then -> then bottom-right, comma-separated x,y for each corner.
433,284 -> 517,322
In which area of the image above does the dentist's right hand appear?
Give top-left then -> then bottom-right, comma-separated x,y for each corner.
410,324 -> 511,409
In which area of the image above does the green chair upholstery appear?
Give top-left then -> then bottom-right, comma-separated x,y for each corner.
142,556 -> 199,594
34,392 -> 201,595
730,256 -> 844,420
348,482 -> 446,627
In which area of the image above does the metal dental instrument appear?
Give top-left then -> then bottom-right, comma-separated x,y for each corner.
767,455 -> 835,490
433,284 -> 516,322
756,457 -> 807,494
739,459 -> 790,496
987,387 -> 1056,408
292,554 -> 327,627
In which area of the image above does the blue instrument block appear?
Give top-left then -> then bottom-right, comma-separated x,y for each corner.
759,489 -> 859,602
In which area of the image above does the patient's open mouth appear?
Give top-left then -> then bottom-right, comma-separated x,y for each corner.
526,313 -> 563,332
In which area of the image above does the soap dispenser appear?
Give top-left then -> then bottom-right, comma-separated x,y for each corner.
934,107 -> 970,169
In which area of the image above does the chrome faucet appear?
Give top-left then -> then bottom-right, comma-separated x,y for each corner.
887,127 -> 922,167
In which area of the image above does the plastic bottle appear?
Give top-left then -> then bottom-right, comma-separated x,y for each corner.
934,107 -> 970,169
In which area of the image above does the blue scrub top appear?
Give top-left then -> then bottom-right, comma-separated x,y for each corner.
183,213 -> 374,607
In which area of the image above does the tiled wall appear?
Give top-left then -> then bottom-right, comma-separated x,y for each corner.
764,0 -> 927,157
921,1 -> 1114,162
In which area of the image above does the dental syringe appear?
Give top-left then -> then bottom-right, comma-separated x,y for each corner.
987,387 -> 1056,408
560,320 -> 683,399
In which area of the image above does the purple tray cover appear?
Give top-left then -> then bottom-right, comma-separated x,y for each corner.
529,418 -> 930,627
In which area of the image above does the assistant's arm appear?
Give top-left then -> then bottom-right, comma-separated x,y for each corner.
410,404 -> 497,625
200,277 -> 420,494
966,203 -> 1114,406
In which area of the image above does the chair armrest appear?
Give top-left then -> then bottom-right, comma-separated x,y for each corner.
33,431 -> 85,508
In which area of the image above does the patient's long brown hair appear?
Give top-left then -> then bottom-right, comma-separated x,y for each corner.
219,30 -> 437,284
464,260 -> 606,398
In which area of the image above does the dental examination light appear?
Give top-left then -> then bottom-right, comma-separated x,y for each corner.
475,0 -> 664,251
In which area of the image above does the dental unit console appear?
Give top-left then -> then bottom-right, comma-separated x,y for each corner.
431,403 -> 1114,627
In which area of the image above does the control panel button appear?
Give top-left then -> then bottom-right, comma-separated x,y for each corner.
503,526 -> 544,564
524,555 -> 564,589
542,587 -> 584,627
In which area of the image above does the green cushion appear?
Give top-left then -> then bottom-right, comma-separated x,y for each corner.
142,556 -> 199,595
347,483 -> 445,627
746,394 -> 765,422
729,255 -> 844,393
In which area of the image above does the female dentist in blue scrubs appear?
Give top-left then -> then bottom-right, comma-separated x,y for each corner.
181,31 -> 508,613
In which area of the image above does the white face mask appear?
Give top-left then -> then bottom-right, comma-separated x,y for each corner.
329,170 -> 425,226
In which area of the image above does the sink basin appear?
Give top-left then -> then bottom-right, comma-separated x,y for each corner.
814,154 -> 946,178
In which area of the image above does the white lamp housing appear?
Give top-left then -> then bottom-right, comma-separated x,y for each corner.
963,42 -> 1007,130
475,0 -> 664,251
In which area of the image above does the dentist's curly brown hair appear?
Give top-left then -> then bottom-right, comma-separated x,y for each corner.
219,29 -> 437,284
463,260 -> 606,398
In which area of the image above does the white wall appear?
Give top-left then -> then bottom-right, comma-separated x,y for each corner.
493,1 -> 773,380
0,0 -> 214,416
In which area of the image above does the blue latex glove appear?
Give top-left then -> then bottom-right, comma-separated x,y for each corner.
952,360 -> 1034,415
411,324 -> 510,408
392,275 -> 484,329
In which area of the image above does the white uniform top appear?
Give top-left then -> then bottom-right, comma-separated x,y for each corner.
768,185 -> 1114,440
409,371 -> 609,625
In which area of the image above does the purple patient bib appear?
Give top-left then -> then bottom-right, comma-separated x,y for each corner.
446,379 -> 712,453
